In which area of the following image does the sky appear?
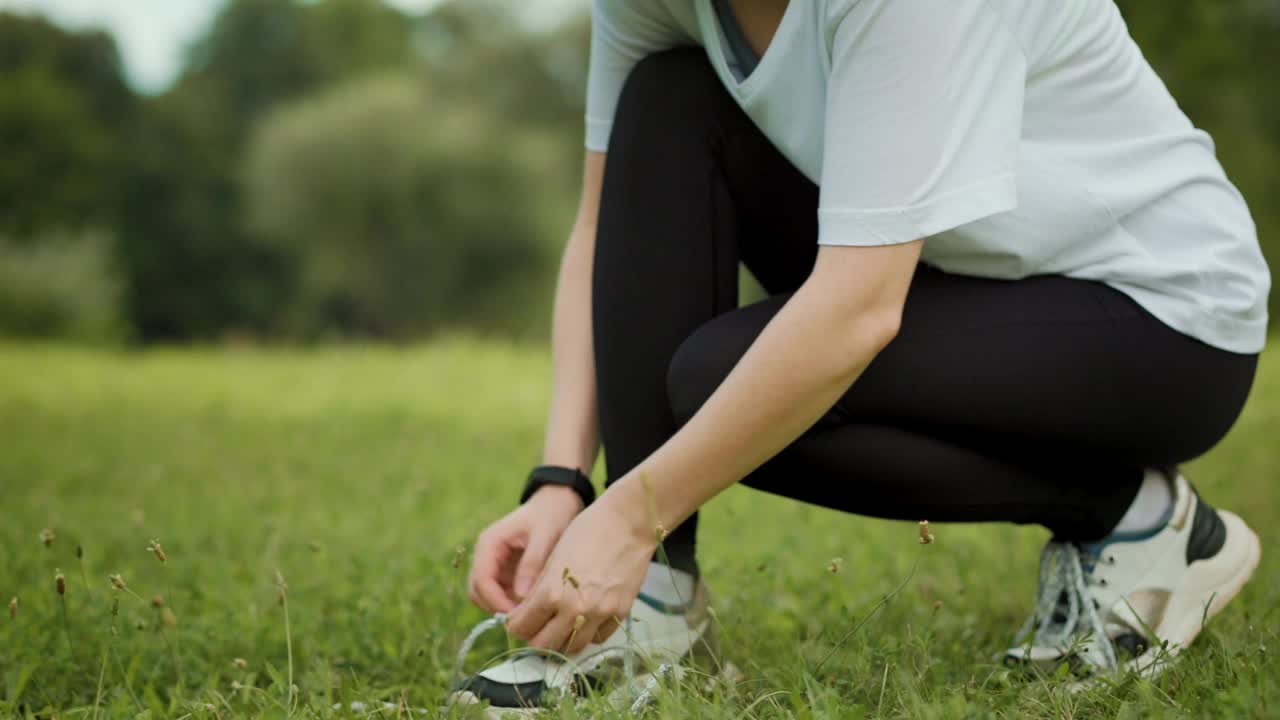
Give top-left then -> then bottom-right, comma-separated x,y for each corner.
0,0 -> 583,93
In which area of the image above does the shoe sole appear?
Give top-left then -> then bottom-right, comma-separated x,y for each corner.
447,664 -> 692,719
445,690 -> 541,718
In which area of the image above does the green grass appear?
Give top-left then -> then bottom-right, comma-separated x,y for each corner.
1,340 -> 1277,719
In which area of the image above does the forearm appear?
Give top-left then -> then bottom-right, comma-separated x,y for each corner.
541,153 -> 607,474
541,227 -> 600,473
600,243 -> 920,539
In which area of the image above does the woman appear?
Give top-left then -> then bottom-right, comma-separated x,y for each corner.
454,0 -> 1268,709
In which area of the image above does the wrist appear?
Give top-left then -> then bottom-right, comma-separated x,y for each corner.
596,478 -> 664,548
527,484 -> 585,513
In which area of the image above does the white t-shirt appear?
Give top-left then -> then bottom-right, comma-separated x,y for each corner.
586,0 -> 1270,354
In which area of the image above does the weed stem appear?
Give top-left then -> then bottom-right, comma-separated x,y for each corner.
92,648 -> 108,720
277,570 -> 295,715
59,595 -> 74,654
812,555 -> 920,674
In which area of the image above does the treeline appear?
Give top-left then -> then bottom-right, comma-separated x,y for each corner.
0,0 -> 1276,344
0,0 -> 587,342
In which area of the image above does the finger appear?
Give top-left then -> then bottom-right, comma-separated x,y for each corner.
513,531 -> 556,600
467,551 -> 496,612
475,575 -> 516,614
494,545 -> 526,609
592,615 -> 622,645
469,538 -> 516,614
506,594 -> 556,641
529,610 -> 577,652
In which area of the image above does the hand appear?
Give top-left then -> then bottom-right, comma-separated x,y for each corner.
505,495 -> 656,655
468,485 -> 583,614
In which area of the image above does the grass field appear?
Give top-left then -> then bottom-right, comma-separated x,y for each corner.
1,340 -> 1277,719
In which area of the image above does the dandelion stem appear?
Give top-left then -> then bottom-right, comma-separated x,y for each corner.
59,595 -> 74,654
78,546 -> 92,596
277,570 -> 295,715
162,568 -> 183,680
92,648 -> 108,720
153,604 -> 185,696
111,646 -> 143,711
111,574 -> 146,604
164,570 -> 176,619
110,630 -> 144,707
283,596 -> 295,713
158,621 -> 185,694
812,555 -> 920,674
109,602 -> 144,712
876,662 -> 890,713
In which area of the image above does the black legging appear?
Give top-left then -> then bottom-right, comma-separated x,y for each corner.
592,49 -> 1258,576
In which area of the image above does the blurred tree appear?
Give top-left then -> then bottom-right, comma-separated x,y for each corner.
115,0 -> 418,339
233,2 -> 593,339
114,76 -> 285,338
420,2 -> 589,135
0,13 -> 132,125
184,0 -> 413,133
242,72 -> 562,337
0,14 -> 132,236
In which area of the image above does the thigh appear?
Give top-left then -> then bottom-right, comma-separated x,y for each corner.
668,266 -> 1257,465
846,267 -> 1256,463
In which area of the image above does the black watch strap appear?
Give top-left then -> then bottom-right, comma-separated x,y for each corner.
520,465 -> 595,508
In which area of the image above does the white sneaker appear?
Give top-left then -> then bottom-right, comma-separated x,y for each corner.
1005,470 -> 1260,678
446,581 -> 711,716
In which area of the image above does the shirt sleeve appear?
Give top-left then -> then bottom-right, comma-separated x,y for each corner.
817,0 -> 1026,247
584,0 -> 691,152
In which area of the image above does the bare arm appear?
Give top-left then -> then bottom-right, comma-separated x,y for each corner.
541,151 -> 607,476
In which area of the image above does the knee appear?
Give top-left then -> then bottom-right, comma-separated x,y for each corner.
665,324 -> 740,427
611,48 -> 732,148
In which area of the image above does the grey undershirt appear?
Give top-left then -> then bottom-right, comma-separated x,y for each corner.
712,0 -> 761,81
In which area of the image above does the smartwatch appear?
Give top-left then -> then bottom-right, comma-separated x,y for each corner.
520,465 -> 596,508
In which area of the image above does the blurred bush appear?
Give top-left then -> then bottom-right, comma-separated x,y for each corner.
243,72 -> 560,338
0,229 -> 127,342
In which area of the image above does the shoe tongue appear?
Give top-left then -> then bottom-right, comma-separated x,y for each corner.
1102,595 -> 1155,642
1105,617 -> 1141,638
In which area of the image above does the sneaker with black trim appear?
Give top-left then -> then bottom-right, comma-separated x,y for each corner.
446,580 -> 711,716
1004,470 -> 1260,678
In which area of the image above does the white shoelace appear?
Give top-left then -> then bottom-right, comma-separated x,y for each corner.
452,612 -> 509,689
451,613 -> 665,709
1012,542 -> 1119,672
